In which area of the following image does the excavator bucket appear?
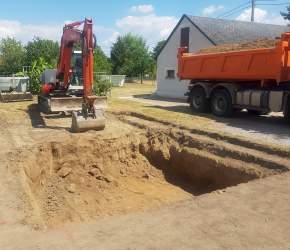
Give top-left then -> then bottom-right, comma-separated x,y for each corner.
70,96 -> 107,133
71,108 -> 105,133
0,92 -> 33,102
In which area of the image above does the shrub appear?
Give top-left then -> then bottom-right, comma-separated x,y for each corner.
93,77 -> 112,96
28,57 -> 51,94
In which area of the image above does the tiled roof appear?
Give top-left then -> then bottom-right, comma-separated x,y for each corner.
187,15 -> 290,45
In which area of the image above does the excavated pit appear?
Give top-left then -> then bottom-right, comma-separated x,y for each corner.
16,130 -> 286,228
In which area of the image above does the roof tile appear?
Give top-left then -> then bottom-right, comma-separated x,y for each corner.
186,15 -> 290,45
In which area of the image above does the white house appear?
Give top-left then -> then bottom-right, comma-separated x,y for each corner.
156,15 -> 290,99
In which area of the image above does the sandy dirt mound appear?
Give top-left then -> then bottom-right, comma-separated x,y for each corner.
197,38 -> 277,54
16,132 -> 187,228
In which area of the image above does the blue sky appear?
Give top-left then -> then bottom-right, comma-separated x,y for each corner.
0,1 -> 288,54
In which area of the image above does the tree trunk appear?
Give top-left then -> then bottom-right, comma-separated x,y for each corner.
140,72 -> 143,84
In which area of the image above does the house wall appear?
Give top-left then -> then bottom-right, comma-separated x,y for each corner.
156,17 -> 213,99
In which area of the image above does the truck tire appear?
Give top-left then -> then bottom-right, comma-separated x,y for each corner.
247,109 -> 269,116
283,96 -> 290,121
211,89 -> 233,117
189,86 -> 209,113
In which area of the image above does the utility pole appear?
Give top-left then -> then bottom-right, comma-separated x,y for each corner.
251,0 -> 255,22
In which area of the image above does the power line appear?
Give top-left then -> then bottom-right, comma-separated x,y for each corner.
216,1 -> 251,18
218,5 -> 252,19
222,6 -> 252,18
251,0 -> 290,21
216,0 -> 290,21
256,2 -> 290,5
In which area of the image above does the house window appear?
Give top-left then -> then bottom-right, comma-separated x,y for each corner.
180,27 -> 190,48
166,69 -> 175,79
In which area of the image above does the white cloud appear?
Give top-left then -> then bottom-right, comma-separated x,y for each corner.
236,8 -> 267,22
0,19 -> 116,55
130,4 -> 154,14
0,19 -> 62,43
236,8 -> 288,25
202,5 -> 224,16
100,31 -> 121,55
0,4 -> 178,56
116,14 -> 178,49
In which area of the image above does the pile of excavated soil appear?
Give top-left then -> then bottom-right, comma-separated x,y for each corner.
17,131 -> 189,228
12,129 -> 287,229
197,38 -> 277,54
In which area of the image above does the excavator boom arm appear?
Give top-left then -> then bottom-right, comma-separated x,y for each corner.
57,18 -> 95,99
82,19 -> 95,101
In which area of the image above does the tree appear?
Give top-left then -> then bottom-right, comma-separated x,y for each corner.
94,45 -> 112,74
111,33 -> 151,83
0,38 -> 25,75
25,37 -> 59,67
152,40 -> 166,61
281,6 -> 290,22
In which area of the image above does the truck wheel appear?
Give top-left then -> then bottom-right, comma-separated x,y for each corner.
189,86 -> 209,113
283,96 -> 290,121
247,109 -> 269,116
211,89 -> 233,117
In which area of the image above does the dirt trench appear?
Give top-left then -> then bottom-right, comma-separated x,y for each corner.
12,129 -> 288,229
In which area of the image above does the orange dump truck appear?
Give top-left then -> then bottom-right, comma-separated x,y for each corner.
177,32 -> 290,118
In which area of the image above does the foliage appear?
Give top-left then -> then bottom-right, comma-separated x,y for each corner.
93,76 -> 112,96
111,33 -> 152,83
281,6 -> 290,21
152,40 -> 166,61
0,38 -> 25,75
14,71 -> 26,77
25,37 -> 59,67
149,55 -> 157,79
94,45 -> 112,74
27,57 -> 52,94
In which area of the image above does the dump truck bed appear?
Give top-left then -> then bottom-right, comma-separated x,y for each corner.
178,33 -> 290,84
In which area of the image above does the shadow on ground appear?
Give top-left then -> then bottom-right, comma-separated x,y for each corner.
133,94 -> 186,103
27,104 -> 70,130
150,104 -> 290,141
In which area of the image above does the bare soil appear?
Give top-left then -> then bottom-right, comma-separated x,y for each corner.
6,113 -> 290,229
197,38 -> 277,54
1,92 -> 290,249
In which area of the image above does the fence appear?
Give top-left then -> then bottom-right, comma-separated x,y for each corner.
95,74 -> 126,87
0,76 -> 29,92
125,76 -> 156,84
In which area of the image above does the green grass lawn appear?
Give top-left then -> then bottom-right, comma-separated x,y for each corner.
110,80 -> 156,97
108,81 -> 212,129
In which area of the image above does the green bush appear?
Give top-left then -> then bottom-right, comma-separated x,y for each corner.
28,57 -> 51,94
93,77 -> 112,96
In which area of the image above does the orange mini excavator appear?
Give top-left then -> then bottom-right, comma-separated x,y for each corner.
38,18 -> 106,132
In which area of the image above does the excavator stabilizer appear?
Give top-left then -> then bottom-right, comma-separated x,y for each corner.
71,109 -> 105,133
38,95 -> 107,113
